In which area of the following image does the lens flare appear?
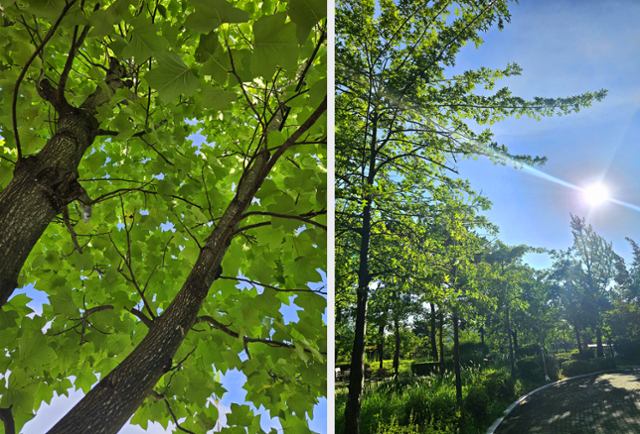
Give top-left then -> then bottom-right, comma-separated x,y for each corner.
584,184 -> 609,206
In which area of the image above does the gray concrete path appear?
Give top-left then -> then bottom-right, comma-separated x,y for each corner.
495,370 -> 640,433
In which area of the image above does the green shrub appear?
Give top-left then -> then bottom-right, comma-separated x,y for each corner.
411,362 -> 440,377
515,343 -> 540,358
613,338 -> 640,359
516,356 -> 542,382
516,355 -> 560,382
463,385 -> 491,423
545,356 -> 560,381
478,369 -> 517,402
459,342 -> 488,367
374,415 -> 421,434
570,348 -> 594,360
592,357 -> 617,371
562,359 -> 591,377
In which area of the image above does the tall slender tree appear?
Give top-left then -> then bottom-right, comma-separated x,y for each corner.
336,0 -> 605,430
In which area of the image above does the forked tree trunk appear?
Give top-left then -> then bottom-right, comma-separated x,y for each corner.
0,65 -> 126,308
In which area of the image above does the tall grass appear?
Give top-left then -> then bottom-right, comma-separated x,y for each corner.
335,365 -> 520,434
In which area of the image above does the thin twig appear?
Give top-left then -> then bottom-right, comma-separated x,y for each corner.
218,275 -> 326,295
62,205 -> 83,254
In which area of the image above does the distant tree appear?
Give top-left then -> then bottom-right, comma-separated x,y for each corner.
569,215 -> 616,357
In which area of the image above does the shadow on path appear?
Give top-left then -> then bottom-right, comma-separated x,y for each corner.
495,370 -> 640,433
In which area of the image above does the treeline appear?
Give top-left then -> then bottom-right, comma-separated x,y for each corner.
337,213 -> 640,433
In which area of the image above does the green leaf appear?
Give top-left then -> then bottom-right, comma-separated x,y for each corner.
121,16 -> 170,61
201,50 -> 230,85
195,32 -> 221,63
288,0 -> 327,45
201,87 -> 237,111
252,13 -> 299,78
25,0 -> 65,18
145,52 -> 201,104
184,0 -> 250,33
88,8 -> 116,37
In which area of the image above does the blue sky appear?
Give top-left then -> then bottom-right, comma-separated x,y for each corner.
448,0 -> 640,269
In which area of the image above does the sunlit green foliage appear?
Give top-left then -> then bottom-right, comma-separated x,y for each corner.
0,0 -> 326,431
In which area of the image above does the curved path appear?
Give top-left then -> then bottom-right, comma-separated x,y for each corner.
494,369 -> 640,434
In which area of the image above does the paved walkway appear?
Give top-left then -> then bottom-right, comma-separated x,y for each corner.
495,370 -> 640,433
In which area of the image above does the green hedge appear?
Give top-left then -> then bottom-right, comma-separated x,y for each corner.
561,358 -> 616,377
516,355 -> 560,382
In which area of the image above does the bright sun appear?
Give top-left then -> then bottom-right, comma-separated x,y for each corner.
584,184 -> 609,206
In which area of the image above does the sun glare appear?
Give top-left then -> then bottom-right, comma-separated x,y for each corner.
584,184 -> 609,206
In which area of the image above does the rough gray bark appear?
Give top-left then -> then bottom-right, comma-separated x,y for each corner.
0,60 -> 127,309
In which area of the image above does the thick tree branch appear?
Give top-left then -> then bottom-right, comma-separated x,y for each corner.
13,0 -> 78,160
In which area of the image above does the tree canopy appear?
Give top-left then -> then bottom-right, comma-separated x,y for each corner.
0,0 -> 327,432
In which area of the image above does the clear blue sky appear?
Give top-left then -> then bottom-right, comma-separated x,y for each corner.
450,0 -> 640,269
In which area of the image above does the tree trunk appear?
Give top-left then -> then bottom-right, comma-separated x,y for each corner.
506,305 -> 515,379
393,317 -> 400,377
480,326 -> 485,346
439,309 -> 444,375
378,323 -> 384,370
0,65 -> 127,309
44,99 -> 328,433
512,329 -> 518,354
430,302 -> 438,361
596,327 -> 604,358
344,114 -> 378,434
453,311 -> 462,405
575,322 -> 583,356
538,327 -> 549,381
